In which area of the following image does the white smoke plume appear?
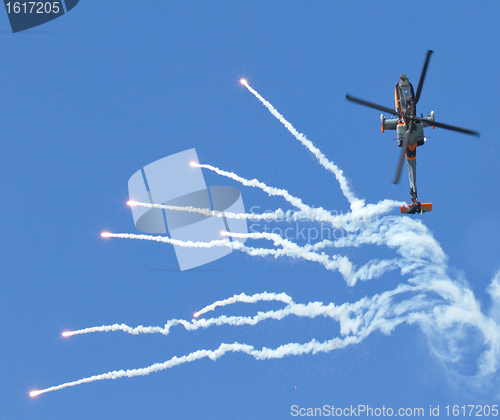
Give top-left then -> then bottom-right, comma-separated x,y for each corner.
195,291 -> 293,316
128,200 -> 287,221
31,337 -> 363,396
102,231 -> 356,279
36,262 -> 500,396
241,80 -> 364,211
192,163 -> 402,230
192,162 -> 311,212
128,198 -> 402,228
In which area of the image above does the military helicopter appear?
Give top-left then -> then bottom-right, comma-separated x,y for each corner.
345,50 -> 480,214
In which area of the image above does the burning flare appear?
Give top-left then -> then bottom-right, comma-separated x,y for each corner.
30,390 -> 43,397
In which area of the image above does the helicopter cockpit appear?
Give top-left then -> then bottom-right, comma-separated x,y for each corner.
400,86 -> 413,108
395,75 -> 416,117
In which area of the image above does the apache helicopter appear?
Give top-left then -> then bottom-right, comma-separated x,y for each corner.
345,50 -> 480,214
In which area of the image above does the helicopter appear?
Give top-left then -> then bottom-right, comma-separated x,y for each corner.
345,50 -> 480,214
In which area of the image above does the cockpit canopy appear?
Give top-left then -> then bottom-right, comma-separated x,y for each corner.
395,77 -> 415,116
400,85 -> 413,108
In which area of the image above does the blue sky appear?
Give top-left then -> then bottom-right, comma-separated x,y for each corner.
1,1 -> 500,419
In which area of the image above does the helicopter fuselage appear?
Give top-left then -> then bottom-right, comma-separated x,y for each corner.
345,49 -> 479,212
380,77 -> 436,200
381,74 -> 436,148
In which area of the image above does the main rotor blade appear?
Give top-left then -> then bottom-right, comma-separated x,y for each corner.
345,94 -> 399,116
393,131 -> 410,185
414,50 -> 433,105
414,117 -> 480,137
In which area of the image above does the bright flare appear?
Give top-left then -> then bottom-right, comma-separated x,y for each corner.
127,200 -> 138,207
62,332 -> 73,337
190,161 -> 197,167
101,232 -> 112,238
30,390 -> 42,397
193,312 -> 200,318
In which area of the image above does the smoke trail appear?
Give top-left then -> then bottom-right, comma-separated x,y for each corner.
241,80 -> 364,211
36,228 -> 500,397
192,162 -> 403,230
128,198 -> 403,228
101,232 -> 286,261
38,263 -> 500,396
195,291 -> 293,316
62,292 -> 292,338
106,199 -> 421,285
37,285 -> 435,396
101,232 -> 230,249
128,200 -> 289,221
100,216 -> 500,379
31,337 -> 363,396
63,292 -> 294,338
63,285 -> 418,340
102,231 -> 355,279
191,162 -> 311,212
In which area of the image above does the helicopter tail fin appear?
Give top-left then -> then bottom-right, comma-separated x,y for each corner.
400,203 -> 432,215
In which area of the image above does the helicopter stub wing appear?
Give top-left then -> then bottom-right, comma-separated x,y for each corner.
400,203 -> 432,215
